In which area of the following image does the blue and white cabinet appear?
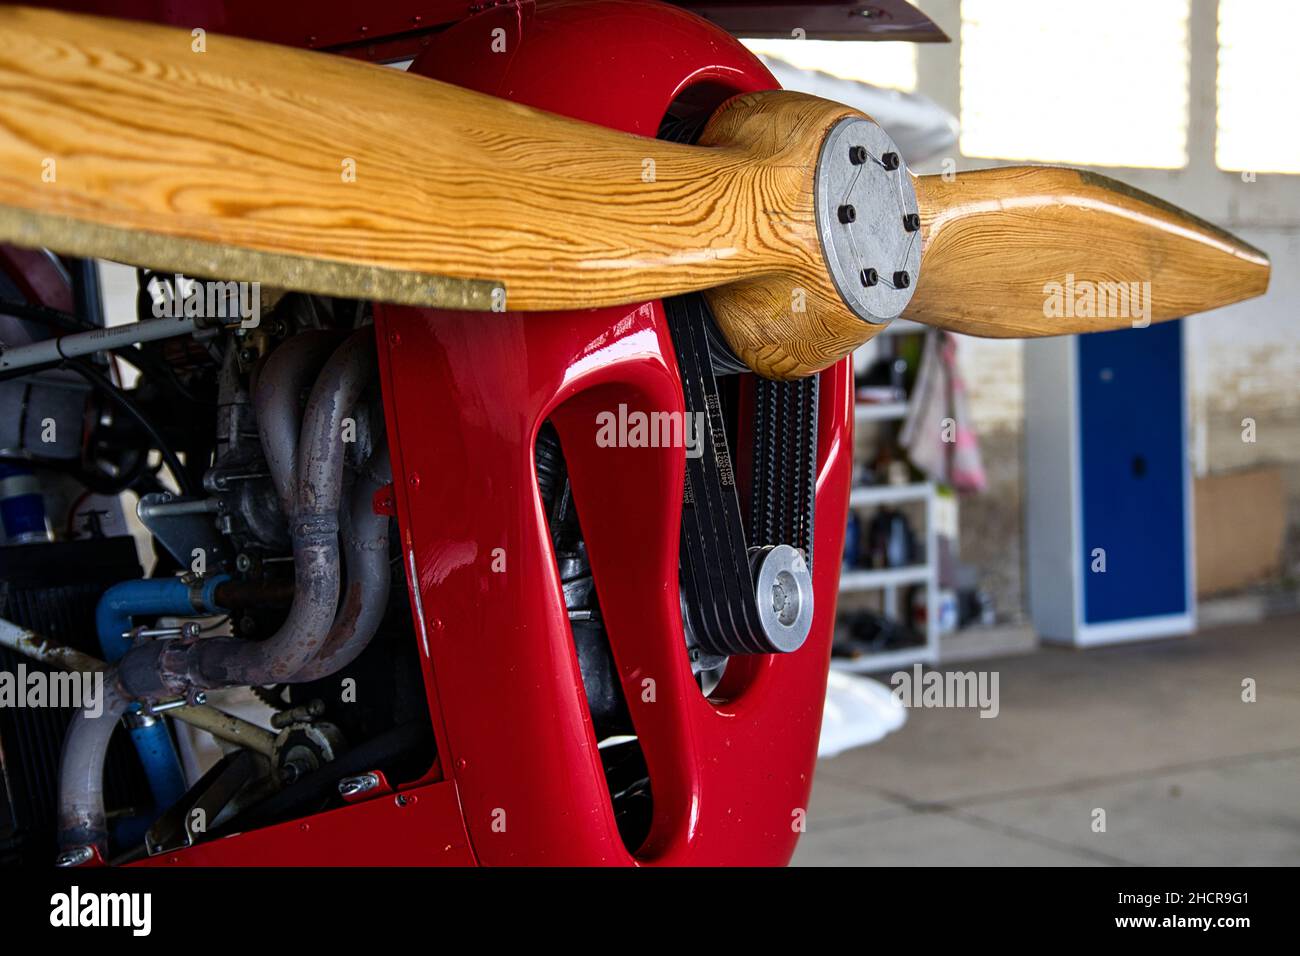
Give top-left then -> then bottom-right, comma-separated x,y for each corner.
1024,322 -> 1195,646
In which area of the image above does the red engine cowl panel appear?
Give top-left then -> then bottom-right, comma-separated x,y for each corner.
375,0 -> 853,865
124,0 -> 853,867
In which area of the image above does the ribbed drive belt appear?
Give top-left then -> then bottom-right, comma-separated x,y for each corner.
664,294 -> 819,657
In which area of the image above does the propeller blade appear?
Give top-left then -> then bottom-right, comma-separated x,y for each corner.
0,7 -> 1272,380
0,7 -> 843,319
905,165 -> 1270,336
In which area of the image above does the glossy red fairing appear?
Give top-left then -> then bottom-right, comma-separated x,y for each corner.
34,0 -> 947,60
112,0 -> 854,866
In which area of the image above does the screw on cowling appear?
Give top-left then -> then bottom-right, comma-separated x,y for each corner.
860,268 -> 879,287
55,846 -> 94,868
893,271 -> 911,289
848,145 -> 868,165
838,204 -> 857,224
903,213 -> 921,232
881,151 -> 901,170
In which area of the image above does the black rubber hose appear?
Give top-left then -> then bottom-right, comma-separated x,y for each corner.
64,358 -> 197,496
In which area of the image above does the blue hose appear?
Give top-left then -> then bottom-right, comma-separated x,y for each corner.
95,574 -> 229,834
96,575 -> 229,662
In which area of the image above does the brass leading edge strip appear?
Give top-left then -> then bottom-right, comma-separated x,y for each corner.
0,206 -> 505,311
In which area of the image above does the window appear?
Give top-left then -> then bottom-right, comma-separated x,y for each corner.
959,0 -> 1190,169
741,39 -> 917,92
1217,0 -> 1300,174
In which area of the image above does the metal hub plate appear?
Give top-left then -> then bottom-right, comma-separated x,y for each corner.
814,116 -> 922,325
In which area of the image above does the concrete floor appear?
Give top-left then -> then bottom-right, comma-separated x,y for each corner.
793,614 -> 1300,866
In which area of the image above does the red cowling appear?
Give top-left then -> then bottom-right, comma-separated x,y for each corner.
136,0 -> 853,867
31,0 -> 944,60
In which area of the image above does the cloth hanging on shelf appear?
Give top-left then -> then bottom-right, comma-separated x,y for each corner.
900,330 -> 986,493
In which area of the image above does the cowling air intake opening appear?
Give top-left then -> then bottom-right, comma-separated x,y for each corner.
534,422 -> 653,854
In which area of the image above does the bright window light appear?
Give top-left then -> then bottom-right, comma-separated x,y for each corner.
959,0 -> 1189,169
741,39 -> 917,92
1217,0 -> 1300,174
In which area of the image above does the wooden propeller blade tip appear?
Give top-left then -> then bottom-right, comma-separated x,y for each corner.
905,165 -> 1270,337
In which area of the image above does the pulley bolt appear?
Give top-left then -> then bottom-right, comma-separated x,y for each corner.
848,144 -> 868,165
772,580 -> 789,615
893,271 -> 911,289
837,204 -> 857,224
903,213 -> 921,232
881,151 -> 901,170
860,268 -> 879,288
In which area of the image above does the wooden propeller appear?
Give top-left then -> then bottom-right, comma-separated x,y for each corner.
0,6 -> 1270,379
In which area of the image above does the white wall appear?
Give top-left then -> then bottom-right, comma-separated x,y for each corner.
901,0 -> 1300,616
912,0 -> 1299,460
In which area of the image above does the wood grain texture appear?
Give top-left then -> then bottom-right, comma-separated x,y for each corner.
906,165 -> 1271,336
0,8 -> 839,326
697,91 -> 884,379
0,8 -> 1272,382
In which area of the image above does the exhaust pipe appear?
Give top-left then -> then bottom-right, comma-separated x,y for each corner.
116,328 -> 376,696
58,328 -> 391,860
57,680 -> 129,860
291,440 -> 393,682
254,329 -> 340,516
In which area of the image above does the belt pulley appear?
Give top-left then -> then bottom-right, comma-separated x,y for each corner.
665,294 -> 818,657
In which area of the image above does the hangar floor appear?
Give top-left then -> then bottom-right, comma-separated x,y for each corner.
794,615 -> 1300,866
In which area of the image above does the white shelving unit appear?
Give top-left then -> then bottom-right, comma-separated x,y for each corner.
834,482 -> 939,673
840,562 -> 930,591
849,481 -> 930,508
833,323 -> 940,675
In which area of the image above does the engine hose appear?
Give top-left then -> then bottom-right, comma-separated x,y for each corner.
65,358 -> 197,497
95,575 -> 232,829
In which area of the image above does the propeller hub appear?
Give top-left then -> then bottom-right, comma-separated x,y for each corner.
814,117 -> 923,326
